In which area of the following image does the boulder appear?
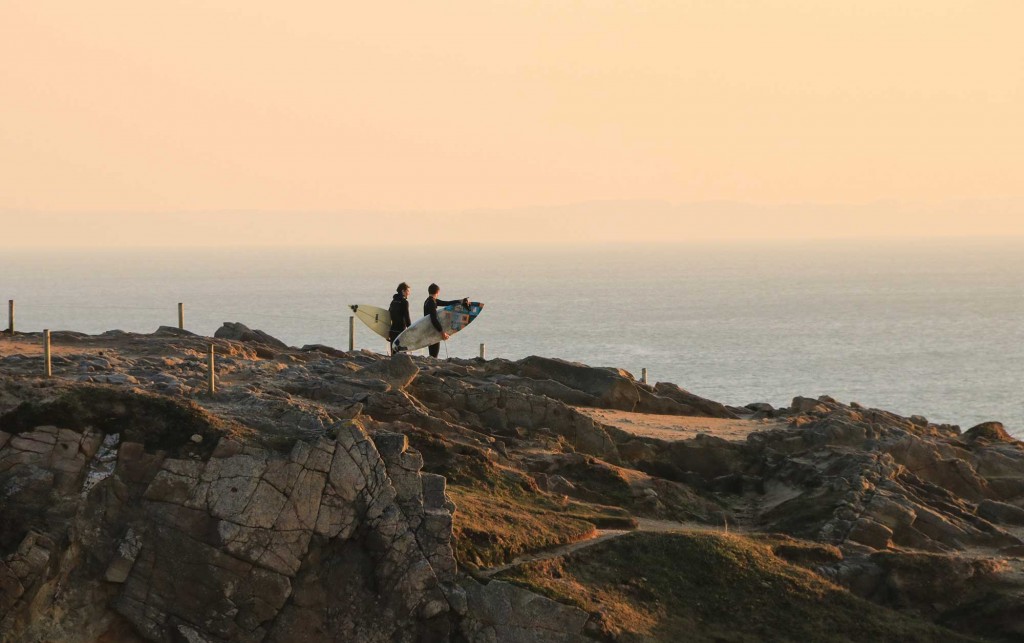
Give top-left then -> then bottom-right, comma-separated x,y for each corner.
154,325 -> 197,337
515,356 -> 640,411
791,396 -> 829,414
977,500 -> 1024,526
963,422 -> 1017,445
651,382 -> 738,419
357,353 -> 419,390
847,518 -> 894,550
214,322 -> 289,349
459,579 -> 590,642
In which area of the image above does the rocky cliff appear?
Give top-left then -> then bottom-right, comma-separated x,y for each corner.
1,327 -> 1022,642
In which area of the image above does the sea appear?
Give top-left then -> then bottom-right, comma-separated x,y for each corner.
2,239 -> 1022,437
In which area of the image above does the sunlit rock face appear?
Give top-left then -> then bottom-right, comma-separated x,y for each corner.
0,390 -> 458,643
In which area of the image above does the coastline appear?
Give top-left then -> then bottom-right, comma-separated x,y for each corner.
1,326 -> 1023,641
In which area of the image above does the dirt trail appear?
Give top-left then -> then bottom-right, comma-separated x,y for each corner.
0,335 -> 106,358
479,518 -> 732,578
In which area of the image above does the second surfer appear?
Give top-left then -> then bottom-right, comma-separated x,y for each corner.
424,284 -> 470,358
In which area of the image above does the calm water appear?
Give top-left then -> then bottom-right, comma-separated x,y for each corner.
2,240 -> 1022,437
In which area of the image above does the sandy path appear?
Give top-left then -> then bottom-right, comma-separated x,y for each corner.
576,407 -> 783,442
0,335 -> 106,357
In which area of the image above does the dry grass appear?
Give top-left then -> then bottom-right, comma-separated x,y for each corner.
496,531 -> 980,643
451,484 -> 599,568
405,429 -> 635,568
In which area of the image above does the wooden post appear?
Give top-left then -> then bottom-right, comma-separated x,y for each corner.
349,316 -> 355,351
7,300 -> 13,335
208,344 -> 216,394
44,329 -> 52,377
479,343 -> 486,360
641,368 -> 648,385
178,303 -> 185,330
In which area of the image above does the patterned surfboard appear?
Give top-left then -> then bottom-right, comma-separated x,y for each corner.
392,301 -> 484,353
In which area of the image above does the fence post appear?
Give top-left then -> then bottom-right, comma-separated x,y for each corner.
7,300 -> 13,335
208,344 -> 216,394
641,368 -> 648,385
349,316 -> 355,351
480,343 -> 486,360
178,303 -> 185,330
44,329 -> 52,377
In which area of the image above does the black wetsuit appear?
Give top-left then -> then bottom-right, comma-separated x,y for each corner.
388,293 -> 412,352
424,297 -> 465,358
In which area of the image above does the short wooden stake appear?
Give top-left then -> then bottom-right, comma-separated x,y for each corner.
178,303 -> 185,330
349,316 -> 355,351
208,344 -> 216,394
44,329 -> 52,377
7,300 -> 13,335
641,368 -> 648,385
480,343 -> 486,360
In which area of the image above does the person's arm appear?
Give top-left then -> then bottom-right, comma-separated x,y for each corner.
403,300 -> 411,327
426,299 -> 444,332
437,298 -> 470,308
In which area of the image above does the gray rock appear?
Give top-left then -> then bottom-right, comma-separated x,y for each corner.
357,353 -> 419,390
214,322 -> 288,349
460,579 -> 590,643
978,500 -> 1024,526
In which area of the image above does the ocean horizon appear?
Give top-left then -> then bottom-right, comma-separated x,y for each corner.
3,238 -> 1022,436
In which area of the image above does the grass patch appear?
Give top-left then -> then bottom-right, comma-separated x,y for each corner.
449,471 -> 636,568
496,531 -> 979,642
451,484 -> 597,568
406,429 -> 636,568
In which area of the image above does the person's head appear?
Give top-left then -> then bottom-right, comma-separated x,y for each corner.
428,283 -> 440,297
397,282 -> 411,297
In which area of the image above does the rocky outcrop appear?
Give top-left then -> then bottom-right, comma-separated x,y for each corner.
407,373 -> 620,461
496,356 -> 735,419
512,357 -> 641,411
729,408 -> 1024,554
0,390 -> 458,642
827,551 -> 1022,641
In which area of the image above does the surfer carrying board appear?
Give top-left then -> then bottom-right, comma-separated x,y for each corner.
388,282 -> 413,353
424,284 -> 470,358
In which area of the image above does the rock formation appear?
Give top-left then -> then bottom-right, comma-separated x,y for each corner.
1,329 -> 1022,642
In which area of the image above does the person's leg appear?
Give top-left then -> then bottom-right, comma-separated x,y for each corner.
428,342 -> 440,358
389,331 -> 399,355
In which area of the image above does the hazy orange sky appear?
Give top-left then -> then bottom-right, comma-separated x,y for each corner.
2,1 -> 1022,242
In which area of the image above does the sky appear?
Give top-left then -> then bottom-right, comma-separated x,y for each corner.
1,1 -> 1022,245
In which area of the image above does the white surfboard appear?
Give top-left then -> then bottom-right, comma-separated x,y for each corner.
392,302 -> 484,353
350,305 -> 392,340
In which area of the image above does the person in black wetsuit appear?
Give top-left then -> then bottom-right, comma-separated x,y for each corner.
424,283 -> 470,358
388,282 -> 412,353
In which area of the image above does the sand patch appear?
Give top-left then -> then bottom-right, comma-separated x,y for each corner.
577,407 -> 783,442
